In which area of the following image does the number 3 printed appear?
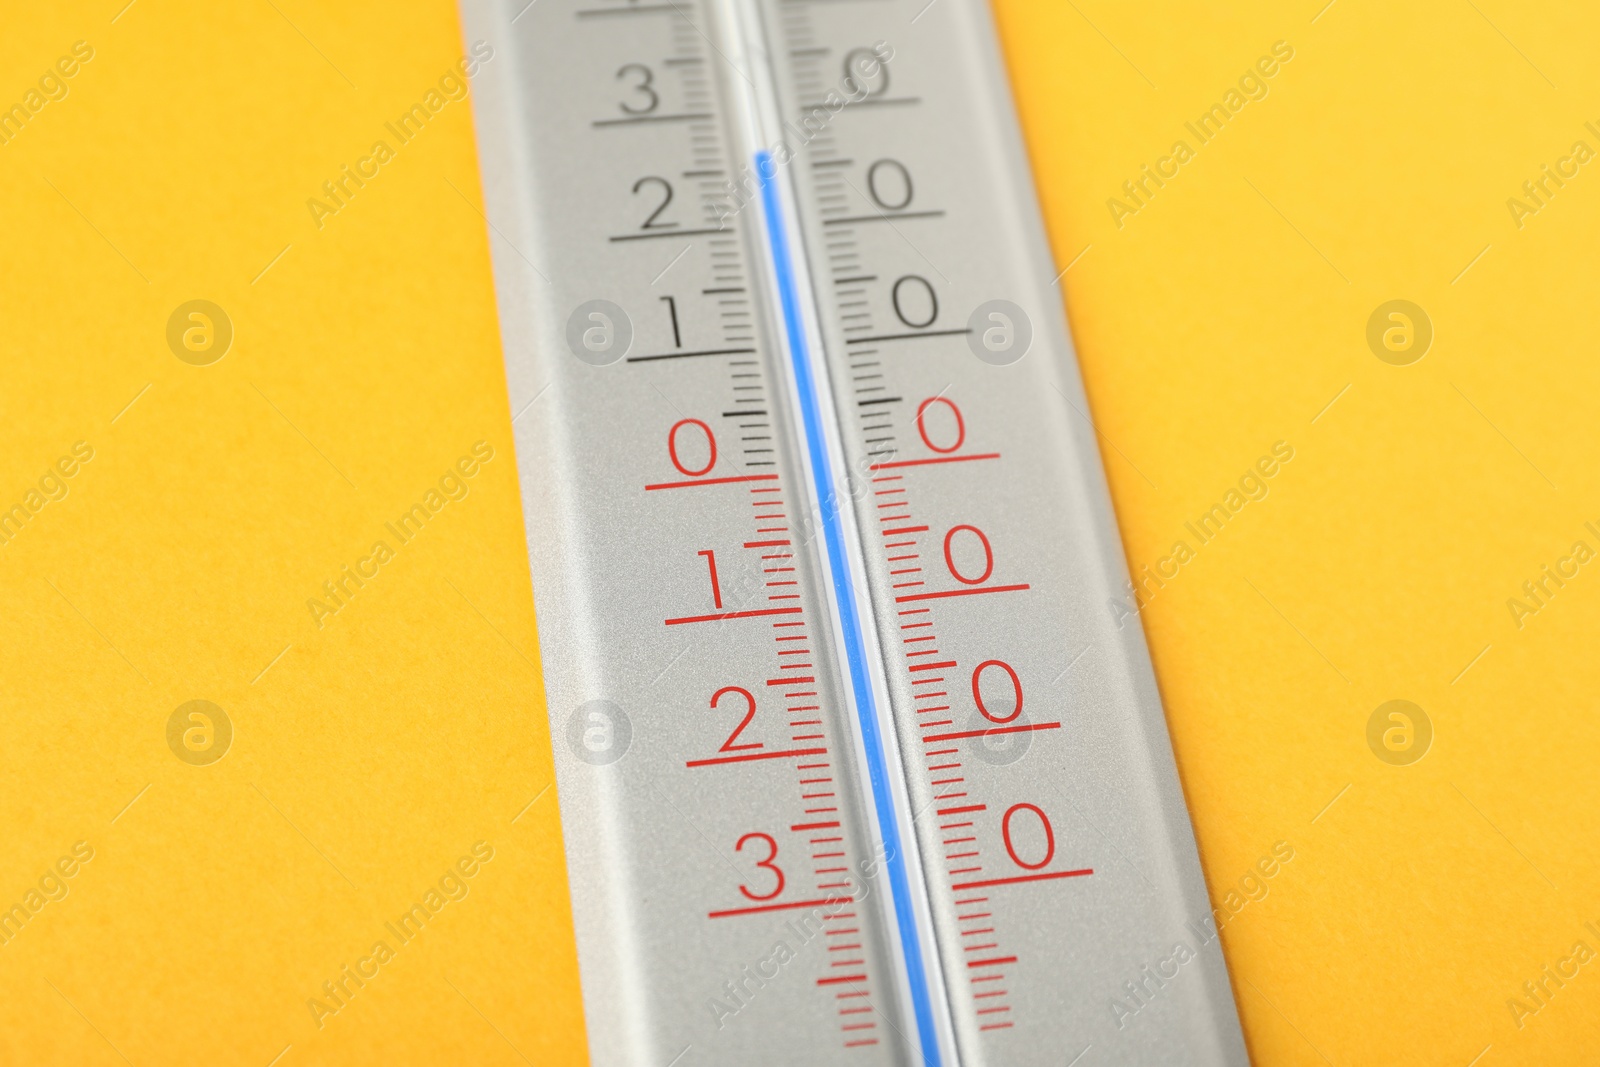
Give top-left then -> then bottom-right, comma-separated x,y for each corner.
735,832 -> 785,901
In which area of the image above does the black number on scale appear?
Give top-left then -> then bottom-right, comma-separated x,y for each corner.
660,295 -> 682,348
842,47 -> 889,99
616,63 -> 659,115
867,159 -> 913,211
892,275 -> 938,329
632,177 -> 677,230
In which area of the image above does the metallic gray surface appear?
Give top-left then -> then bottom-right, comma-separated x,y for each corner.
756,2 -> 1249,1062
463,1 -> 911,1062
464,0 -> 1247,1061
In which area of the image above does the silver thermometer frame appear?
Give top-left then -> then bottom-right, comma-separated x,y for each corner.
463,0 -> 1248,1061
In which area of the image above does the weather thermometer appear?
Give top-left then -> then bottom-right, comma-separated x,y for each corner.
461,0 -> 1247,1062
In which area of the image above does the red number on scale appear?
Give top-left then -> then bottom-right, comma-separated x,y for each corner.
735,832 -> 785,900
1001,803 -> 1055,871
972,659 -> 1022,724
915,397 -> 965,454
698,549 -> 722,608
942,524 -> 994,585
711,685 -> 762,752
668,417 -> 716,476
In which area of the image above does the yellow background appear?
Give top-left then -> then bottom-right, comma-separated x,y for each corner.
4,0 -> 1598,1064
994,1 -> 1600,1064
0,2 -> 586,1064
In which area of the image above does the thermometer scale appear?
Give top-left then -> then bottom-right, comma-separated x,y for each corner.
462,0 -> 1247,1061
